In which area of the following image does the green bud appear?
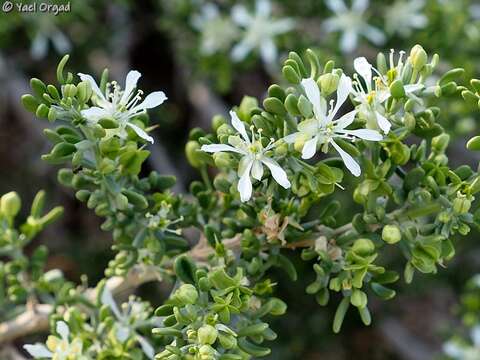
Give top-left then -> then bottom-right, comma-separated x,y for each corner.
218,333 -> 237,349
263,97 -> 286,115
409,44 -> 428,71
453,195 -> 471,214
176,284 -> 198,304
185,141 -> 204,168
198,344 -> 215,359
21,94 -> 39,113
282,65 -> 300,84
48,107 -> 57,122
382,225 -> 402,244
77,81 -> 92,103
213,152 -> 234,168
63,84 -> 77,98
431,134 -> 450,153
197,325 -> 218,345
212,115 -> 226,132
239,96 -> 259,121
352,238 -> 375,256
389,79 -> 406,99
1,192 -> 21,217
297,95 -> 313,118
39,206 -> 64,226
268,298 -> 287,315
98,117 -> 119,129
318,73 -> 339,96
467,136 -> 480,151
36,104 -> 50,118
274,141 -> 288,156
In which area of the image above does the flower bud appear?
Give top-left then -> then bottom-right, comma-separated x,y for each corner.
274,141 -> 288,156
389,79 -> 406,99
213,152 -> 234,168
185,141 -> 203,168
352,238 -> 375,256
63,84 -> 77,98
382,225 -> 402,244
77,81 -> 92,103
318,73 -> 339,96
409,44 -> 428,71
197,324 -> 218,345
198,344 -> 215,360
431,134 -> 450,153
218,333 -> 237,349
176,284 -> 198,304
239,96 -> 259,121
0,192 -> 21,217
212,115 -> 226,132
453,195 -> 471,214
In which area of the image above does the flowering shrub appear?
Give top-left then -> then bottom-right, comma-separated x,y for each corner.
0,43 -> 478,358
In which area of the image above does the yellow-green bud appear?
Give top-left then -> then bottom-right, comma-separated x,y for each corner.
238,96 -> 258,121
382,225 -> 402,244
212,115 -> 226,132
218,333 -> 237,349
217,124 -> 234,137
198,344 -> 215,360
197,325 -> 218,345
63,84 -> 77,98
431,134 -> 450,153
409,45 -> 428,71
274,141 -> 288,156
389,79 -> 406,99
176,284 -> 198,304
1,192 -> 21,217
77,81 -> 93,103
453,195 -> 471,214
352,238 -> 375,256
185,141 -> 203,168
213,152 -> 234,168
318,73 -> 339,96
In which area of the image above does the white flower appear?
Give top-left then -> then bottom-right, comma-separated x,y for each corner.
78,70 -> 167,143
352,57 -> 392,133
201,110 -> 291,202
384,0 -> 428,37
284,74 -> 383,177
444,326 -> 480,360
352,53 -> 424,132
101,287 -> 155,359
191,3 -> 238,55
231,0 -> 294,64
323,0 -> 385,53
24,321 -> 84,359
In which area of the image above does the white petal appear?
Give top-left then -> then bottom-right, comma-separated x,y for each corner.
56,321 -> 69,340
345,129 -> 383,141
31,34 -> 48,60
340,30 -> 357,53
121,70 -> 142,104
301,78 -> 324,122
23,344 -> 53,358
131,91 -> 167,112
137,335 -> 155,359
271,18 -> 295,34
260,39 -> 277,65
251,160 -> 264,180
330,140 -> 361,176
326,0 -> 347,13
375,112 -> 391,133
334,110 -> 357,130
51,31 -> 71,54
101,287 -> 122,320
262,157 -> 291,189
238,160 -> 253,202
256,0 -> 271,17
81,107 -> 109,120
78,73 -> 105,101
283,133 -> 298,144
404,84 -> 423,93
301,136 -> 318,159
353,57 -> 372,85
353,0 -> 369,12
116,326 -> 130,342
472,326 -> 480,347
362,25 -> 386,45
231,5 -> 252,26
201,144 -> 244,154
328,74 -> 352,121
443,341 -> 464,358
231,41 -> 254,62
230,110 -> 250,143
127,123 -> 154,143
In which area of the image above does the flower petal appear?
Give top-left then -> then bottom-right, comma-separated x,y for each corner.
472,326 -> 480,347
328,74 -> 352,121
131,91 -> 167,112
340,30 -> 357,53
362,25 -> 386,45
231,5 -> 252,26
201,144 -> 244,154
301,136 -> 318,159
78,73 -> 105,101
353,0 -> 369,12
262,157 -> 291,189
56,321 -> 69,341
231,40 -> 254,62
330,140 -> 361,176
345,129 -> 383,141
353,57 -> 372,85
137,335 -> 155,359
404,84 -> 423,93
251,160 -> 264,180
81,107 -> 109,121
238,159 -> 253,202
121,70 -> 142,104
334,110 -> 357,130
256,0 -> 271,17
101,286 -> 123,320
301,78 -> 325,122
326,0 -> 347,13
283,133 -> 298,144
116,325 -> 130,342
23,344 -> 53,358
260,39 -> 277,65
375,112 -> 391,133
127,123 -> 154,143
230,110 -> 250,143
